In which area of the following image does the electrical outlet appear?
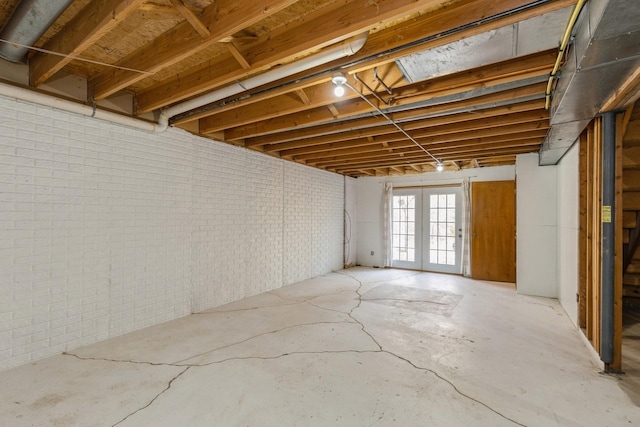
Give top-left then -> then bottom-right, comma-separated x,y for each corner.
370,251 -> 374,256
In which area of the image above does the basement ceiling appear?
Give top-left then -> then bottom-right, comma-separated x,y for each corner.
0,0 -> 581,176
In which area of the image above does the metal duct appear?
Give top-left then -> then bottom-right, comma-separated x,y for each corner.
539,0 -> 640,165
0,0 -> 73,63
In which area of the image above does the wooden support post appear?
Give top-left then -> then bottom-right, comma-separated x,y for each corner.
579,132 -> 588,329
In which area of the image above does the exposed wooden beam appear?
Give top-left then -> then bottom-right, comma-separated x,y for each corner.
278,119 -> 549,158
29,0 -> 148,87
248,100 -> 547,148
195,49 -> 555,130
224,42 -> 252,69
333,146 -> 536,173
309,138 -> 543,168
89,0 -> 298,100
221,81 -> 547,140
295,89 -> 312,106
327,104 -> 340,118
601,65 -> 640,112
137,0 -> 572,114
169,0 -> 210,38
135,0 -> 451,113
139,3 -> 179,13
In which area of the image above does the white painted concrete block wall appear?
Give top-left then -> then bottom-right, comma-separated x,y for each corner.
344,177 -> 357,267
0,96 -> 344,371
283,163 -> 343,284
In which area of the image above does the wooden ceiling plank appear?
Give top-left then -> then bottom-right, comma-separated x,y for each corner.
136,0 -> 452,113
278,118 -> 549,158
139,3 -> 178,13
249,100 -> 546,148
138,0 -> 574,115
332,146 -> 535,173
29,0 -> 149,87
222,81 -> 547,140
169,0 -> 210,38
89,0 -> 298,100
310,138 -> 543,168
198,49 -> 555,131
284,129 -> 547,164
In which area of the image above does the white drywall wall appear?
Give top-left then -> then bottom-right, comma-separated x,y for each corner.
516,153 -> 558,297
556,144 -> 580,325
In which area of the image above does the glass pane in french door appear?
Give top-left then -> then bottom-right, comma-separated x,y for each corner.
422,188 -> 462,274
391,190 -> 422,269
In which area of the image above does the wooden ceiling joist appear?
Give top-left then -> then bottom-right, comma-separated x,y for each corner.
292,130 -> 548,164
1,0 -> 578,176
136,0 -> 575,115
89,0 -> 298,100
29,0 -> 148,87
332,146 -> 537,174
221,81 -> 547,140
310,138 -> 543,168
169,0 -> 210,38
195,49 -> 555,132
248,100 -> 547,148
135,0 -> 450,113
275,116 -> 550,158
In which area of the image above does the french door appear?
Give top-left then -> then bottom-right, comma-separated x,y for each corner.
391,187 -> 462,273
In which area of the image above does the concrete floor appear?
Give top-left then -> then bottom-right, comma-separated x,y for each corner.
2,268 -> 640,426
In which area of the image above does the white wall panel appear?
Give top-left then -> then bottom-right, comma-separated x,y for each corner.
556,144 -> 580,325
516,153 -> 558,297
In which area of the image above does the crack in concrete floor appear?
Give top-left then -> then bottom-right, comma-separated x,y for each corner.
19,269 -> 626,426
335,270 -> 527,427
62,270 -> 528,426
111,367 -> 191,427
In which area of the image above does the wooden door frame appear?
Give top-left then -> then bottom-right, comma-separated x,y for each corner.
578,115 -> 624,372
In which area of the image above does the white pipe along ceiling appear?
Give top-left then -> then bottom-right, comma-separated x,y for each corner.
0,25 -> 368,133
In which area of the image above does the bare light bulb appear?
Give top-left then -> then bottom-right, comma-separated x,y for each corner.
332,72 -> 348,97
436,162 -> 444,172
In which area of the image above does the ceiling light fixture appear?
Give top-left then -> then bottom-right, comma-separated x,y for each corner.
332,72 -> 347,97
331,71 -> 443,169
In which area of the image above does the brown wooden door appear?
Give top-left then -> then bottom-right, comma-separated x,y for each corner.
471,181 -> 516,282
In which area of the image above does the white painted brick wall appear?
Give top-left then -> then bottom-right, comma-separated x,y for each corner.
0,95 -> 344,371
283,163 -> 344,284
